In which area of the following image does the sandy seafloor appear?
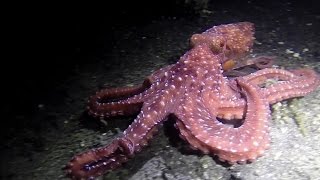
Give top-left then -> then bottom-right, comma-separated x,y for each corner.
1,0 -> 320,180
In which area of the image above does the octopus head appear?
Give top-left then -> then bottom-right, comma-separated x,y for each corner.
190,22 -> 255,60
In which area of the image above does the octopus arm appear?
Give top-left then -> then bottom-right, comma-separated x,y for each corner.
233,56 -> 274,71
216,68 -> 319,123
241,68 -> 297,84
215,68 -> 314,119
66,89 -> 176,179
65,125 -> 160,180
175,79 -> 271,164
65,137 -> 130,179
87,81 -> 149,118
222,56 -> 274,76
87,65 -> 175,118
242,68 -> 320,104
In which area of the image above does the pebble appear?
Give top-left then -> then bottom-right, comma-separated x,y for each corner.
203,171 -> 209,179
255,40 -> 262,45
202,163 -> 208,169
292,53 -> 300,58
285,49 -> 294,54
277,41 -> 284,45
80,142 -> 85,147
273,151 -> 282,160
253,170 -> 262,176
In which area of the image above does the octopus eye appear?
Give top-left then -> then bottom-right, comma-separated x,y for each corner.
219,42 -> 231,51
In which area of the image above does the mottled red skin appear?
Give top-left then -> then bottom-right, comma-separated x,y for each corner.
65,22 -> 319,179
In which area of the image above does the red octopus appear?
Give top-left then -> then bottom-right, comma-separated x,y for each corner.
65,22 -> 319,179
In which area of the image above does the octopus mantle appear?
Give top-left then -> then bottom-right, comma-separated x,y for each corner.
65,22 -> 319,179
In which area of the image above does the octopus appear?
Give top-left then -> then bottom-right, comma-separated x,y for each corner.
65,22 -> 319,179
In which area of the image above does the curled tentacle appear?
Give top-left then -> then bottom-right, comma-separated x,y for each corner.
175,78 -> 271,164
241,68 -> 296,84
242,68 -> 320,104
262,68 -> 320,103
217,68 -> 319,119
